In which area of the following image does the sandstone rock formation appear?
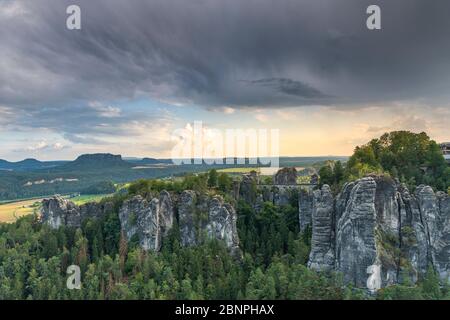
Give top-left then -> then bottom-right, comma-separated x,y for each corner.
178,190 -> 198,247
239,171 -> 259,204
298,188 -> 314,232
206,196 -> 240,253
272,186 -> 293,206
273,167 -> 297,185
305,176 -> 450,288
41,189 -> 240,254
178,191 -> 240,253
118,193 -> 172,251
308,185 -> 335,271
41,171 -> 449,289
159,190 -> 174,237
238,169 -> 297,210
41,195 -> 112,229
335,177 -> 379,287
434,191 -> 450,281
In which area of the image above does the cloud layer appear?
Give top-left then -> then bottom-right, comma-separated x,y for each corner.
2,0 -> 450,109
1,0 -> 449,159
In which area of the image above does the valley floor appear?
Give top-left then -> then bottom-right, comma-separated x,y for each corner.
0,198 -> 41,223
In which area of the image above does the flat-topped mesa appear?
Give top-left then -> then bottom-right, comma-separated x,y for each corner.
273,167 -> 297,185
41,195 -> 112,229
304,175 -> 450,288
178,191 -> 240,254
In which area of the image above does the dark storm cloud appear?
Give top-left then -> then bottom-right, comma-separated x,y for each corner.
1,0 -> 450,121
246,78 -> 329,98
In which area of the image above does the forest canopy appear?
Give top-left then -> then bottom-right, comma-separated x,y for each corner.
319,131 -> 449,192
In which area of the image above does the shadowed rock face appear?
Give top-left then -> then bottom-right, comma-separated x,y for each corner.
179,191 -> 240,254
259,185 -> 293,208
398,185 -> 429,282
239,171 -> 259,204
272,186 -> 293,206
42,189 -> 239,254
273,167 -> 297,185
119,195 -> 162,251
307,176 -> 450,288
298,188 -> 314,232
159,190 -> 174,237
335,178 -> 378,287
435,192 -> 450,280
119,190 -> 239,253
308,185 -> 335,272
207,197 -> 240,253
41,195 -> 112,228
178,190 -> 198,247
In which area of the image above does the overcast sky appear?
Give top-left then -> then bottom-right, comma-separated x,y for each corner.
0,0 -> 449,160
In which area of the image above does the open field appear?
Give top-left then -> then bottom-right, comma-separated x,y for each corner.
0,199 -> 42,223
0,194 -> 111,223
69,194 -> 112,205
217,167 -> 261,174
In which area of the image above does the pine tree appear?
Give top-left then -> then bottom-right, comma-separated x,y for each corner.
421,265 -> 442,300
119,231 -> 128,273
207,169 -> 218,188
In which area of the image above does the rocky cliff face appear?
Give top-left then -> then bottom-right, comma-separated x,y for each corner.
178,190 -> 198,247
207,196 -> 240,253
41,171 -> 448,289
178,191 -> 240,253
298,188 -> 313,232
41,189 -> 239,254
273,167 -> 297,185
119,194 -> 165,251
335,177 -> 379,287
41,195 -> 112,228
308,185 -> 335,272
239,171 -> 259,204
302,176 -> 450,288
257,185 -> 297,209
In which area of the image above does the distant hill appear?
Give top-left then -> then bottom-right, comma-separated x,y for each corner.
0,158 -> 67,171
61,153 -> 132,170
0,154 -> 350,201
131,157 -> 173,165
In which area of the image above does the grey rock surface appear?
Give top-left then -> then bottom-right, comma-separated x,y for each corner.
118,191 -> 175,251
273,167 -> 297,185
41,195 -> 111,229
239,171 -> 259,204
159,190 -> 174,237
272,186 -> 292,206
335,178 -> 378,287
206,196 -> 240,253
307,176 -> 450,287
178,191 -> 240,253
308,185 -> 335,271
119,195 -> 162,251
298,188 -> 314,232
178,190 -> 198,247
